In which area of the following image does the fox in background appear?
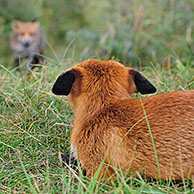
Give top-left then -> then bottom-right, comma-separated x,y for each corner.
10,19 -> 46,70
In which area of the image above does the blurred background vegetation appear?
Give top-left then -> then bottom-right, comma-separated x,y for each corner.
0,0 -> 193,68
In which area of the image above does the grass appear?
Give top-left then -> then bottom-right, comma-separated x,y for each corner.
0,54 -> 193,193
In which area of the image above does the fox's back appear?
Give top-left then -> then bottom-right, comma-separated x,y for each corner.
106,90 -> 194,179
119,90 -> 194,129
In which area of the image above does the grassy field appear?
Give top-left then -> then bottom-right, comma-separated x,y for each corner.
0,55 -> 193,193
0,0 -> 194,193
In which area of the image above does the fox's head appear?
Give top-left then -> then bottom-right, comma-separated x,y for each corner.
52,59 -> 156,109
11,20 -> 39,47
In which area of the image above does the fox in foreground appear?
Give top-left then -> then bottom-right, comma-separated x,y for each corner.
52,59 -> 194,182
10,20 -> 46,70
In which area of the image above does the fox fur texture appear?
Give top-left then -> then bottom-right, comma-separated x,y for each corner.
52,59 -> 194,181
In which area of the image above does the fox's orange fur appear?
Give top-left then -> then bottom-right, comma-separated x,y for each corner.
52,59 -> 194,181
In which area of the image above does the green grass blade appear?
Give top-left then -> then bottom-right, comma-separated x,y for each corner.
61,38 -> 76,64
140,99 -> 161,180
0,64 -> 20,83
18,152 -> 37,194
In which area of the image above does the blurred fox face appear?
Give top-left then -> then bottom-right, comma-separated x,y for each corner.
12,20 -> 38,47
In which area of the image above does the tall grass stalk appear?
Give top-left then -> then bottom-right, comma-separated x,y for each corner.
0,64 -> 20,83
140,99 -> 161,180
18,152 -> 37,194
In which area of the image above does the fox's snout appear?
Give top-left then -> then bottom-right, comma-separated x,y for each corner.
18,34 -> 34,47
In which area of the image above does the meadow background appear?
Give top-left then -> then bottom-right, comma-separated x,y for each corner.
0,0 -> 194,193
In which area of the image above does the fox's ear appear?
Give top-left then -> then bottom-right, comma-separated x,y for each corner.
11,20 -> 20,30
32,18 -> 39,22
129,69 -> 156,94
32,18 -> 39,26
52,69 -> 77,96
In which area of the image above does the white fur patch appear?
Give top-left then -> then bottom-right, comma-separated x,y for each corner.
71,145 -> 77,160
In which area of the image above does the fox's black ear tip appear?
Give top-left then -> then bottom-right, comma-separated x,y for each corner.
141,86 -> 156,94
152,86 -> 157,93
32,18 -> 39,22
52,69 -> 76,96
51,77 -> 63,95
133,70 -> 157,95
51,86 -> 60,95
147,85 -> 157,94
51,86 -> 58,95
51,84 -> 70,96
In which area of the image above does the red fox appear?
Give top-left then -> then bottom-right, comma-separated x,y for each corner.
10,19 -> 46,70
52,59 -> 194,182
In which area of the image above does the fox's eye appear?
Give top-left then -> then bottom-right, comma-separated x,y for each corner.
30,32 -> 35,36
20,32 -> 25,36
